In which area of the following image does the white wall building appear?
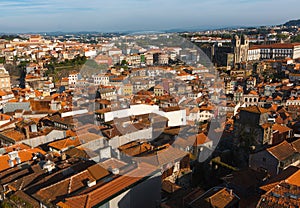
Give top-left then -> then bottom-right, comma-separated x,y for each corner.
93,74 -> 109,86
104,104 -> 186,127
68,72 -> 80,86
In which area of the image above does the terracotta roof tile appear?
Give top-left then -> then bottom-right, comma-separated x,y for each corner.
292,139 -> 300,153
286,170 -> 300,186
0,148 -> 45,172
57,162 -> 157,208
272,123 -> 292,134
48,137 -> 81,151
267,141 -> 297,161
240,106 -> 269,114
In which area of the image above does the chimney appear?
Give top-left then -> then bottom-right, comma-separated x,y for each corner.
61,153 -> 66,161
112,168 -> 120,175
8,159 -> 14,168
87,180 -> 96,187
24,126 -> 30,140
16,157 -> 21,164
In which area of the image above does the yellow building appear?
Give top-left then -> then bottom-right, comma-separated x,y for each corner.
123,83 -> 133,96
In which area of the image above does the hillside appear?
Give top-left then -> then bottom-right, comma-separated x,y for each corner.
284,19 -> 300,27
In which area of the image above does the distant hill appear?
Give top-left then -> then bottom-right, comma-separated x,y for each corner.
284,19 -> 300,27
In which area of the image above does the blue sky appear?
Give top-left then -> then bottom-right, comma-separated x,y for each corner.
0,0 -> 299,32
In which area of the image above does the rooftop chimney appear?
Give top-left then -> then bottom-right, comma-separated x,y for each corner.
87,180 -> 96,187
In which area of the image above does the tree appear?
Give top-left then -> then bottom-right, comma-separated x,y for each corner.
121,59 -> 128,66
0,56 -> 5,64
291,34 -> 300,43
276,34 -> 288,40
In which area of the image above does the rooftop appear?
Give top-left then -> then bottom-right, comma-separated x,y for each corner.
267,141 -> 297,161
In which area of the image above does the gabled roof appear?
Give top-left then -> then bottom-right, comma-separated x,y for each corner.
0,128 -> 25,142
48,137 -> 81,151
189,187 -> 239,208
35,164 -> 109,204
240,106 -> 269,114
286,170 -> 300,186
0,148 -> 45,172
257,172 -> 300,208
260,166 -> 300,192
57,162 -> 157,208
11,190 -> 40,208
134,146 -> 188,167
272,123 -> 292,134
292,139 -> 300,153
248,90 -> 258,95
267,141 -> 297,161
188,133 -> 211,147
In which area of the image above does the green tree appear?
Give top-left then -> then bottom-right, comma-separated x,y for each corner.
291,34 -> 300,43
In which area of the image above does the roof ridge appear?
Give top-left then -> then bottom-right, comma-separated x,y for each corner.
38,169 -> 88,192
85,194 -> 91,208
68,176 -> 73,194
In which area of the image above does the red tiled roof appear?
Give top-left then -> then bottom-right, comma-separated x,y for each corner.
0,129 -> 25,142
35,164 -> 109,204
48,137 -> 81,151
272,123 -> 292,134
267,141 -> 297,161
240,106 -> 269,114
187,133 -> 211,147
292,139 -> 300,153
286,170 -> 300,186
57,163 -> 157,208
257,181 -> 300,208
0,148 -> 45,172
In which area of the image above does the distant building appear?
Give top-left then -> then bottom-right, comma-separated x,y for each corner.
123,83 -> 133,96
253,43 -> 300,60
68,72 -> 80,88
29,35 -> 42,43
93,74 -> 109,86
154,85 -> 164,96
247,46 -> 261,61
0,65 -> 11,91
233,35 -> 249,64
242,90 -> 259,107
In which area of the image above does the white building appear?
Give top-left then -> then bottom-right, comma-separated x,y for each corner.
104,104 -> 186,127
108,48 -> 122,56
84,49 -> 97,58
68,72 -> 80,86
248,47 -> 261,61
242,91 -> 260,107
254,43 -> 300,60
93,74 -> 109,86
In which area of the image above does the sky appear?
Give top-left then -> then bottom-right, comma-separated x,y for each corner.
0,0 -> 299,33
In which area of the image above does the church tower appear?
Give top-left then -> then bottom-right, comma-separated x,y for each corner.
233,34 -> 249,65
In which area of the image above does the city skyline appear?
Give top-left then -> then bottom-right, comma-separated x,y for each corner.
0,0 -> 300,33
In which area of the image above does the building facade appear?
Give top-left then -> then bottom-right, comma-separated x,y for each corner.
0,65 -> 11,91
